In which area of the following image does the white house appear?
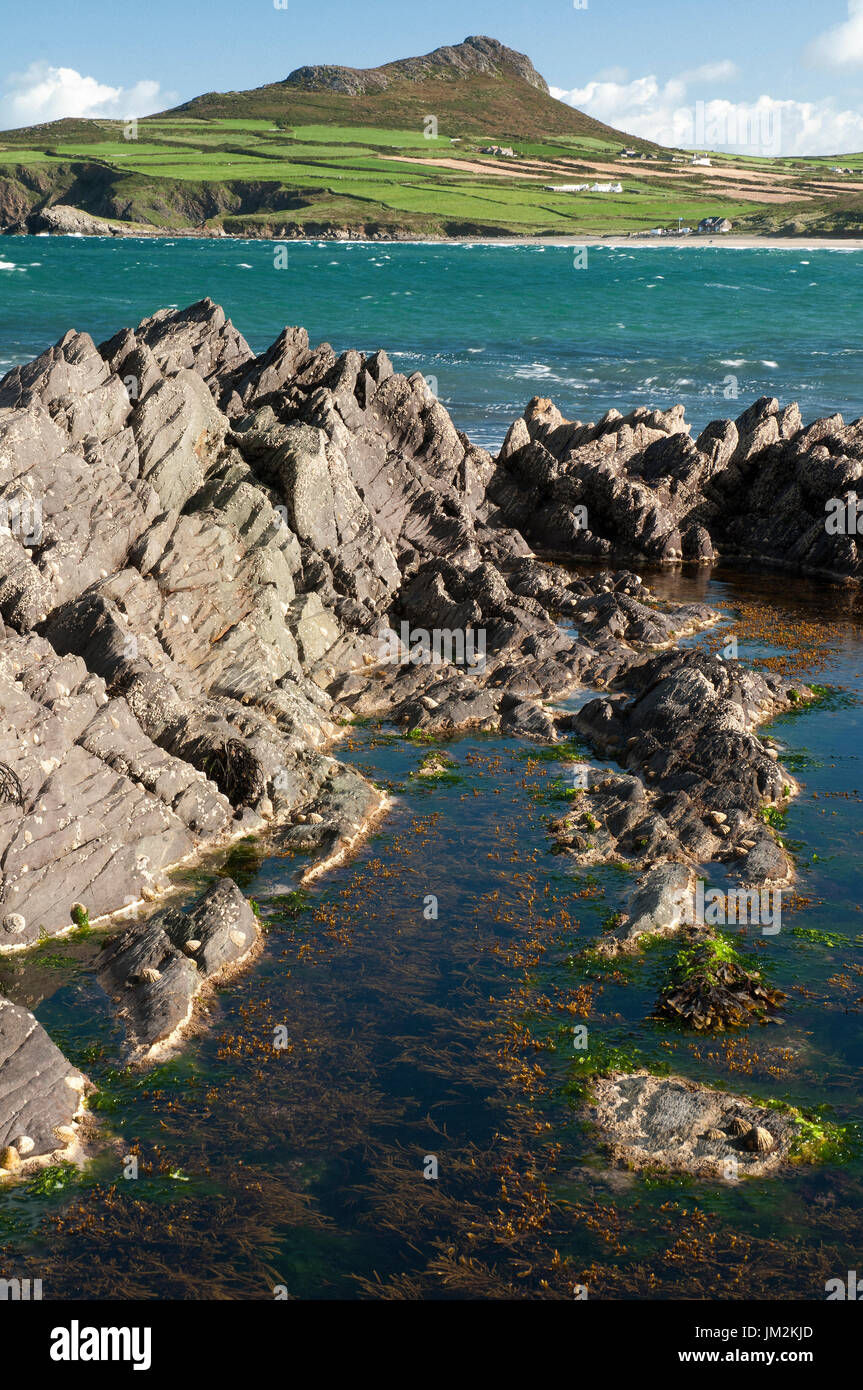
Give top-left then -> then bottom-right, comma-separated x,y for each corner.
546,182 -> 623,194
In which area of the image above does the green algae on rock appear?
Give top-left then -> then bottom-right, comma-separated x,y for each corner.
654,933 -> 786,1031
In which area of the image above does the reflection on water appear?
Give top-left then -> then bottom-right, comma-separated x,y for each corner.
1,564 -> 863,1300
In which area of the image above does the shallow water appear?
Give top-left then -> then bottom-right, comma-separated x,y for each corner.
1,564 -> 862,1300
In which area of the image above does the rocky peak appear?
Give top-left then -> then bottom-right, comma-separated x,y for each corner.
284,35 -> 549,95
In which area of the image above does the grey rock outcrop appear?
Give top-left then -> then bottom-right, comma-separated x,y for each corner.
552,649 -> 805,886
284,35 -> 550,96
0,298 -> 819,952
591,1070 -> 804,1178
490,392 -> 863,579
591,863 -> 696,957
0,297 -> 850,1184
98,878 -> 259,1058
0,998 -> 88,1170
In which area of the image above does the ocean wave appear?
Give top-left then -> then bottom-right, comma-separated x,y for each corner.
512,363 -> 553,378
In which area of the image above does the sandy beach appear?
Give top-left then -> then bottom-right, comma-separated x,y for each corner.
447,234 -> 863,250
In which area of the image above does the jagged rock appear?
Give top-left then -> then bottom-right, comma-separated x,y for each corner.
0,299 -> 822,953
567,649 -> 804,883
490,391 -> 863,580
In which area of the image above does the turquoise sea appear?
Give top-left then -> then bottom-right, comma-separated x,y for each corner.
1,239 -> 863,1300
3,239 -> 863,448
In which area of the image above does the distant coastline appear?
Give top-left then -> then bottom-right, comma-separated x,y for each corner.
5,226 -> 863,249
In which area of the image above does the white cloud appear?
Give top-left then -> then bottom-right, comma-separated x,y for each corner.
807,0 -> 863,68
0,62 -> 176,131
679,60 -> 740,84
551,69 -> 863,156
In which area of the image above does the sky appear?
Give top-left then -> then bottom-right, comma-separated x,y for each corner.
2,0 -> 863,155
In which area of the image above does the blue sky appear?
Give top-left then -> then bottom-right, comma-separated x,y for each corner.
3,0 -> 863,154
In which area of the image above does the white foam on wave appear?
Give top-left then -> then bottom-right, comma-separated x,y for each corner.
0,261 -> 16,271
513,363 -> 553,378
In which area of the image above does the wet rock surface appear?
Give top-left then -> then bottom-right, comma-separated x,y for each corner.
589,863 -> 696,958
591,1070 -> 802,1177
98,878 -> 260,1059
556,649 -> 805,886
0,997 -> 88,1171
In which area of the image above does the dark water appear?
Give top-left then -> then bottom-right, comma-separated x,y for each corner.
1,565 -> 862,1301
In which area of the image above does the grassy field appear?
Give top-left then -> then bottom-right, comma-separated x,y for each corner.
1,107 -> 861,238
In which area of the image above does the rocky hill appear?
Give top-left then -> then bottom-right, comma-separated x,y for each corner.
281,35 -> 550,96
162,33 -> 622,140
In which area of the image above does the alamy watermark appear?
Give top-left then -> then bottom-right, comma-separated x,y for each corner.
825,492 -> 863,535
679,101 -> 781,158
377,622 -> 487,673
672,879 -> 782,936
0,496 -> 42,545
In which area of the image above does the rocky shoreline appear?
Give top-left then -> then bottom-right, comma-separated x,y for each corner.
0,298 -> 855,1177
6,208 -> 863,246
